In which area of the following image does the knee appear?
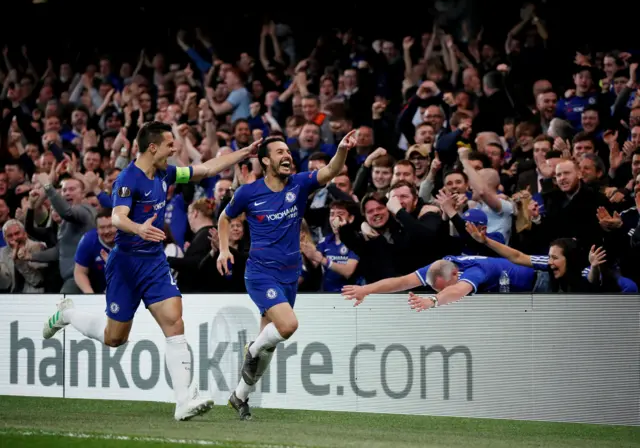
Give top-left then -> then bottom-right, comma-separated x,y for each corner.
104,335 -> 128,347
163,317 -> 184,337
274,317 -> 298,339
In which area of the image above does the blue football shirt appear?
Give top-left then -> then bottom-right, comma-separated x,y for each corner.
112,162 -> 193,254
224,171 -> 321,284
415,255 -> 535,293
74,228 -> 112,292
316,233 -> 359,292
556,93 -> 598,130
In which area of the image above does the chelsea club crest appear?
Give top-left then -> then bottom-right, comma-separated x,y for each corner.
285,191 -> 296,203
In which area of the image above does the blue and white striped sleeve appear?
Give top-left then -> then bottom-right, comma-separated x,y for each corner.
529,255 -> 550,271
415,263 -> 432,286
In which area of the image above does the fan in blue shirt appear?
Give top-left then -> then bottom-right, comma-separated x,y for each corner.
556,65 -> 600,130
73,208 -> 116,293
43,121 -> 260,421
342,255 -> 535,311
464,222 -> 632,293
300,200 -> 359,292
218,131 -> 357,420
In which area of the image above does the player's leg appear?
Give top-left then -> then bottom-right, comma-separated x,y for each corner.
144,260 -> 213,421
254,314 -> 275,378
249,302 -> 296,364
241,281 -> 297,385
44,299 -> 134,346
249,281 -> 299,362
43,250 -> 136,346
233,315 -> 273,405
230,282 -> 297,420
148,296 -> 188,405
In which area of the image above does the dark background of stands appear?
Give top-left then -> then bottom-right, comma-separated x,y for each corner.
1,1 -> 638,71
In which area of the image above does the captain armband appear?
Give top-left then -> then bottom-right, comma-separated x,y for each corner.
175,166 -> 192,184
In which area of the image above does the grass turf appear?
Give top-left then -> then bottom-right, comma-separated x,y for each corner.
0,396 -> 637,448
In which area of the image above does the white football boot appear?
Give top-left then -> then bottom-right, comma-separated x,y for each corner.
174,386 -> 215,421
42,298 -> 75,339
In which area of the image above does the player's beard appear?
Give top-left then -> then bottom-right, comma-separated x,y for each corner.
273,161 -> 291,179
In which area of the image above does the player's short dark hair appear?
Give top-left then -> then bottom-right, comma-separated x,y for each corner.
258,136 -> 286,170
96,208 -> 112,221
136,121 -> 173,154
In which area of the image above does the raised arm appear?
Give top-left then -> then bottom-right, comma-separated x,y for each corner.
35,172 -> 95,225
459,147 -> 504,212
465,222 -> 533,267
190,139 -> 262,182
317,130 -> 357,185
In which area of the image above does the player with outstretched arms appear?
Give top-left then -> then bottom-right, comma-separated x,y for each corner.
218,131 -> 357,420
342,255 -> 536,311
42,121 -> 262,421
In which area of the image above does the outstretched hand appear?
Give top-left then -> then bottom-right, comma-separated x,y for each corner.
137,214 -> 166,242
408,292 -> 435,312
341,284 -> 367,307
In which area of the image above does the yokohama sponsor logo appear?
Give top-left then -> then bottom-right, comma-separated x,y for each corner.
265,205 -> 298,221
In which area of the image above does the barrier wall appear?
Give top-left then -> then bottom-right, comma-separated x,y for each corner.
0,293 -> 638,426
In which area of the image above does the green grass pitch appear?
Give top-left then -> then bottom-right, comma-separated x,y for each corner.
0,396 -> 638,447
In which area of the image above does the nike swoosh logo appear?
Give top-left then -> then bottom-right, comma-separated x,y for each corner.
254,201 -> 266,206
145,191 -> 152,196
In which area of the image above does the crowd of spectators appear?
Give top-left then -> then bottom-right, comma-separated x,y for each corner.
1,2 -> 639,295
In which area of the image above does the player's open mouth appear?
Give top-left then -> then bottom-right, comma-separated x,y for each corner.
280,160 -> 291,169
